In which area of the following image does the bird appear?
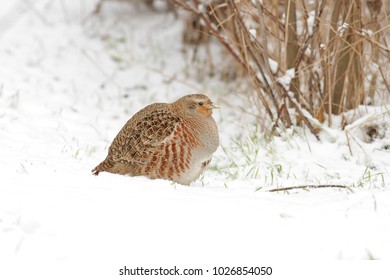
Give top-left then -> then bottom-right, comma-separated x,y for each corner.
92,93 -> 219,185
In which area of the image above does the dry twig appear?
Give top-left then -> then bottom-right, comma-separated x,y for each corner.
268,185 -> 347,192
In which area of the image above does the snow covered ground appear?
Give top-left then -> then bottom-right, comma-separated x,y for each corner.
1,0 -> 390,279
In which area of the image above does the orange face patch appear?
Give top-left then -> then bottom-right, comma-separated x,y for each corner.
197,105 -> 212,117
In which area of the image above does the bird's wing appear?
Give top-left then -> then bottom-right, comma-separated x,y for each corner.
109,108 -> 180,165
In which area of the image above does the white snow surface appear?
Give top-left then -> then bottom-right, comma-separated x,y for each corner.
1,1 -> 390,278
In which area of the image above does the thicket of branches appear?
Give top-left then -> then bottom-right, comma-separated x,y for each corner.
170,0 -> 390,136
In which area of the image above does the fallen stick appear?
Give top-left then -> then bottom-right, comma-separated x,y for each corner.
268,185 -> 347,192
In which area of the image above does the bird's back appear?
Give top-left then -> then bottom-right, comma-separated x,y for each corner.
92,102 -> 180,175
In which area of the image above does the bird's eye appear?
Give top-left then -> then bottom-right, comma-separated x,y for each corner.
198,102 -> 204,106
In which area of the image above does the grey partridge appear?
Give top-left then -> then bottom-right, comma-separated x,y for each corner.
92,94 -> 219,185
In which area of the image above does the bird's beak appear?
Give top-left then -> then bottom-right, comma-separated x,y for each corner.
210,103 -> 221,109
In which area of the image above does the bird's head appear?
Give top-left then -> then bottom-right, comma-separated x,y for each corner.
175,94 -> 220,118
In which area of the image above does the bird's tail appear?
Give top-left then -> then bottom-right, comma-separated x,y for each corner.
91,166 -> 101,175
91,157 -> 113,176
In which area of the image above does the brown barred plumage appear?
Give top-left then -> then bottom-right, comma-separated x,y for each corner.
92,94 -> 219,185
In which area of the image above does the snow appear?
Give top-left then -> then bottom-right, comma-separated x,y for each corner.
337,22 -> 349,36
362,28 -> 374,37
249,28 -> 256,41
268,58 -> 278,74
1,1 -> 390,279
277,68 -> 295,90
307,10 -> 315,35
251,0 -> 263,5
